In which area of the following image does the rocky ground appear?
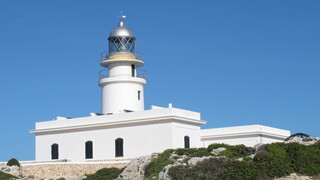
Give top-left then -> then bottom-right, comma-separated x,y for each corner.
1,137 -> 319,180
117,137 -> 320,180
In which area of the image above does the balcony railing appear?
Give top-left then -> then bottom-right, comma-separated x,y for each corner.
99,69 -> 146,80
101,51 -> 143,62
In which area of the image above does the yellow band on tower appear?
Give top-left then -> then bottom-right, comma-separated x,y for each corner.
109,54 -> 136,60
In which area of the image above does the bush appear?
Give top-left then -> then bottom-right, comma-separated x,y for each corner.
228,144 -> 253,157
150,141 -> 320,179
85,167 -> 123,180
174,148 -> 212,157
207,143 -> 231,152
169,158 -> 259,180
6,158 -> 20,167
0,171 -> 17,179
207,143 -> 253,158
144,149 -> 175,179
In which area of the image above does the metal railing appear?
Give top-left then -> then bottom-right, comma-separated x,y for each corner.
99,69 -> 146,80
101,51 -> 144,62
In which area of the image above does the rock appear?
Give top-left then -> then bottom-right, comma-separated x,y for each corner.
187,156 -> 212,166
1,166 -> 10,172
1,165 -> 21,176
211,147 -> 226,155
158,164 -> 174,180
253,143 -> 267,152
285,137 -> 318,146
118,155 -> 151,180
159,156 -> 223,179
274,173 -> 313,180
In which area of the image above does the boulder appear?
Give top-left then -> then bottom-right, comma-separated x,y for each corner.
211,147 -> 226,155
275,173 -> 313,180
118,155 -> 152,180
187,156 -> 212,166
285,137 -> 318,146
158,164 -> 174,180
1,165 -> 20,176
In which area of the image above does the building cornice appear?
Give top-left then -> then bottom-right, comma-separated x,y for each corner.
30,115 -> 206,134
201,131 -> 288,140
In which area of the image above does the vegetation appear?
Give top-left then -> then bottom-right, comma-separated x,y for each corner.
144,149 -> 175,179
144,144 -> 253,179
78,140 -> 320,180
6,158 -> 20,167
0,171 -> 17,180
167,141 -> 320,179
85,167 -> 124,180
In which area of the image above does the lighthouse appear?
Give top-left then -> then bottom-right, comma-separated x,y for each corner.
30,15 -> 290,165
99,16 -> 146,114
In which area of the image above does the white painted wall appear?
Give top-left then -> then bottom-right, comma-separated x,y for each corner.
108,62 -> 133,77
171,122 -> 201,148
201,125 -> 290,147
202,136 -> 260,147
99,60 -> 146,114
33,108 -> 205,162
32,108 -> 291,162
100,80 -> 145,114
36,122 -> 173,162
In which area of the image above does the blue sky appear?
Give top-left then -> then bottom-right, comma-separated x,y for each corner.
0,0 -> 319,161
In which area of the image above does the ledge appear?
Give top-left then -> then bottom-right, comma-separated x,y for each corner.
30,108 -> 206,134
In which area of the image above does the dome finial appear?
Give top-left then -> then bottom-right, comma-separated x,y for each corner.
117,11 -> 126,27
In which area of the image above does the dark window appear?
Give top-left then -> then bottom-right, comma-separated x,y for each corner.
51,144 -> 59,160
85,141 -> 93,159
184,136 -> 190,148
131,64 -> 135,77
138,90 -> 141,100
115,138 -> 124,157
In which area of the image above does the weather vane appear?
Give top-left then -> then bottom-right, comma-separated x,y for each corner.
118,11 -> 126,21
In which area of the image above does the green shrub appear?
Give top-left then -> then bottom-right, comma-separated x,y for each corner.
6,158 -> 20,167
0,171 -> 17,180
219,149 -> 236,158
228,144 -> 253,157
207,143 -> 253,158
243,156 -> 253,162
151,141 -> 320,179
188,148 -> 212,157
286,142 -> 320,175
85,167 -> 123,180
169,158 -> 230,180
174,148 -> 212,157
56,178 -> 66,180
144,149 -> 175,179
169,158 -> 259,180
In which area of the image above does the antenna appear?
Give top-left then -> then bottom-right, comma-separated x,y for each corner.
117,11 -> 126,21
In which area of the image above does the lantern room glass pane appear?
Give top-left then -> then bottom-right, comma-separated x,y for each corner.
108,37 -> 135,55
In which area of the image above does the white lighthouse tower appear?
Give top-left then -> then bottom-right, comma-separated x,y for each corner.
99,16 -> 146,114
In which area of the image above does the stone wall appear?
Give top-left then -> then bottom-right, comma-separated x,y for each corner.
20,160 -> 130,179
0,162 -> 6,169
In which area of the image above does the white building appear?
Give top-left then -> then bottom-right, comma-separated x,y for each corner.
31,17 -> 290,162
